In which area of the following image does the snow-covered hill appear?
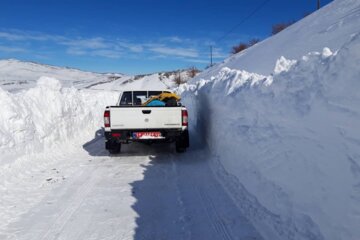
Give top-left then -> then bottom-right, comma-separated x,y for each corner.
0,59 -> 123,91
181,0 -> 360,239
193,0 -> 360,80
0,59 -> 196,92
90,69 -> 198,91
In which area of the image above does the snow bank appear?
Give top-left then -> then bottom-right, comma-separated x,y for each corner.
0,77 -> 118,165
181,34 -> 360,240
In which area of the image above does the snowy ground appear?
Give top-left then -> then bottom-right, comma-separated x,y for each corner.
0,137 -> 263,240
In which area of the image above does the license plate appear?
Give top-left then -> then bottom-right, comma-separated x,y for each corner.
133,132 -> 162,139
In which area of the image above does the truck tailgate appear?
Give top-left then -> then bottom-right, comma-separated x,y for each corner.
110,107 -> 182,129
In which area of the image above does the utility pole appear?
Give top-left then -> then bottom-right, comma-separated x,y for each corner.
210,45 -> 213,67
317,0 -> 321,10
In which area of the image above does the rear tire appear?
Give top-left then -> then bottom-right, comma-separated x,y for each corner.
108,142 -> 121,154
176,141 -> 186,153
175,130 -> 189,153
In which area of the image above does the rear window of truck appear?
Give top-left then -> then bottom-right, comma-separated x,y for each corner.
133,91 -> 147,105
119,91 -> 170,106
120,91 -> 133,105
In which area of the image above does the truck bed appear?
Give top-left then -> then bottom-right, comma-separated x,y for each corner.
109,106 -> 183,130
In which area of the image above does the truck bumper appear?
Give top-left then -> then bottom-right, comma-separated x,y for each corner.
104,129 -> 185,145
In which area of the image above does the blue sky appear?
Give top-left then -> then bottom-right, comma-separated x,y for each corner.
0,0 -> 333,74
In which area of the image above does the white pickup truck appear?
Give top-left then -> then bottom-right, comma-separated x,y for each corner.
103,90 -> 189,154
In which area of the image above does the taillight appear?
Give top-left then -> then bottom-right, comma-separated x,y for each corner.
104,110 -> 110,128
182,109 -> 188,126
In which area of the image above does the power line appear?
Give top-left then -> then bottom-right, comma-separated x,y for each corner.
216,0 -> 271,43
208,0 -> 271,66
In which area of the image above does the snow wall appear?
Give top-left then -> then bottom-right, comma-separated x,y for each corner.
0,77 -> 118,165
181,34 -> 360,240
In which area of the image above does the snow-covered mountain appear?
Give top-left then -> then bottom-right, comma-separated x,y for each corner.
181,0 -> 360,239
0,59 -> 197,92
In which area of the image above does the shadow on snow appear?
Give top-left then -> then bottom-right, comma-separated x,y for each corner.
83,129 -> 262,239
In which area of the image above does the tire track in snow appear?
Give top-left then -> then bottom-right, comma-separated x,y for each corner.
40,168 -> 100,240
170,156 -> 191,240
172,152 -> 262,240
197,187 -> 233,240
0,142 -> 103,236
209,155 -> 323,240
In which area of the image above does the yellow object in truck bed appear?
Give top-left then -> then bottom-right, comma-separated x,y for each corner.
143,92 -> 181,106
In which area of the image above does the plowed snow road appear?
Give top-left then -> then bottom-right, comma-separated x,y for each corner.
1,138 -> 262,240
